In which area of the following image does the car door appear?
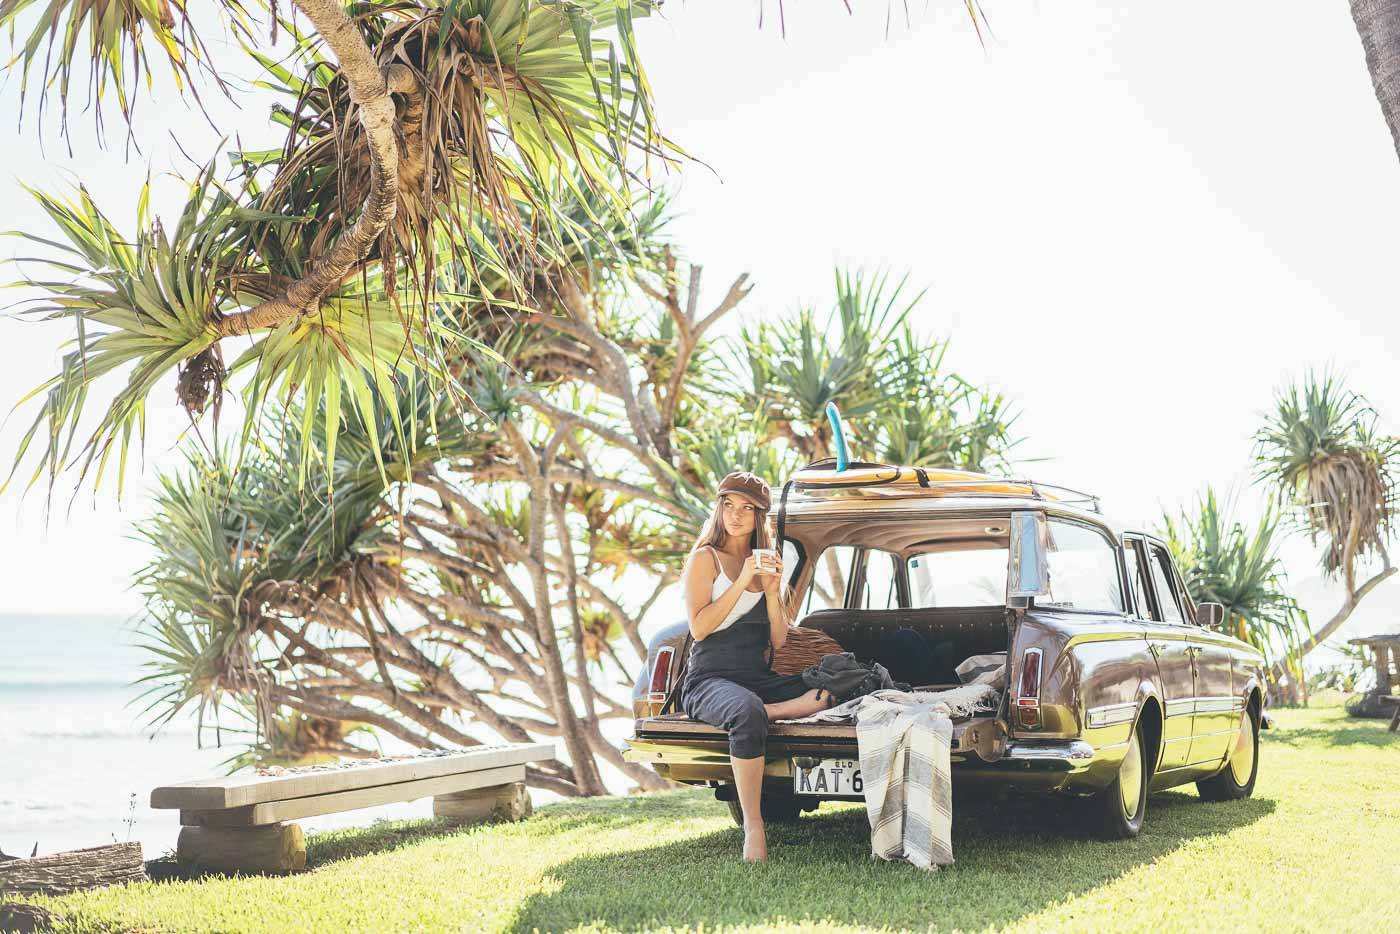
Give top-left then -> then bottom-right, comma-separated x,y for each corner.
1125,534 -> 1197,770
1148,541 -> 1234,764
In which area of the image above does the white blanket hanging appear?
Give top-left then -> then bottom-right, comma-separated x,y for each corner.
784,683 -> 998,870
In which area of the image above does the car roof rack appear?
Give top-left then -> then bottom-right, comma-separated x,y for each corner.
774,462 -> 1103,549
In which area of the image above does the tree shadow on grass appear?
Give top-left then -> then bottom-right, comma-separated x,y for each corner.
1264,720 -> 1397,748
145,817 -> 511,882
506,791 -> 1275,933
147,793 -> 711,882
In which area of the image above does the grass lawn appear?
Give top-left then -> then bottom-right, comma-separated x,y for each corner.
17,705 -> 1398,933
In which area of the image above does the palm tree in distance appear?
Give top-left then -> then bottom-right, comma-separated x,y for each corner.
732,269 -> 1018,604
1161,489 -> 1310,697
1253,371 -> 1398,684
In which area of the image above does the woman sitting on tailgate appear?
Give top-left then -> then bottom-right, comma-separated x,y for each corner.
680,470 -> 834,864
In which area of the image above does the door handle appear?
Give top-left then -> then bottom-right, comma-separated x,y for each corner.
1185,645 -> 1201,657
1148,642 -> 1170,656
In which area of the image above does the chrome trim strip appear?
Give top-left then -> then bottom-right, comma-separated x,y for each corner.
1193,696 -> 1245,713
1086,702 -> 1137,727
1161,695 -> 1247,717
1164,698 -> 1195,718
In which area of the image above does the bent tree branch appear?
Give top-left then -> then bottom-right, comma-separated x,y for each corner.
218,1 -> 412,337
1270,564 -> 1397,684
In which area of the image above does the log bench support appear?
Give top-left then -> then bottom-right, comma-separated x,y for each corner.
176,823 -> 306,875
1382,695 -> 1399,733
433,781 -> 531,822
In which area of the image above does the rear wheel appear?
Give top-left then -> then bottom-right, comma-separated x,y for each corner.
726,792 -> 804,826
1196,704 -> 1259,801
1089,717 -> 1148,839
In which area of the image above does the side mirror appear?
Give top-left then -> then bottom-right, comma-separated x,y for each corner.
1006,510 -> 1050,607
1195,602 -> 1224,628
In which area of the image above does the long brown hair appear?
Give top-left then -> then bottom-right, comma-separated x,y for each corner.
692,494 -> 773,556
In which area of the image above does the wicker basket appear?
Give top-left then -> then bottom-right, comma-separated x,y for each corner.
770,626 -> 844,676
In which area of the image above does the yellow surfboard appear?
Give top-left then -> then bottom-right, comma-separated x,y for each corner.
790,464 -> 1039,498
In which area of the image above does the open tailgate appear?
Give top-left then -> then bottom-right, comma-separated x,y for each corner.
630,713 -> 997,757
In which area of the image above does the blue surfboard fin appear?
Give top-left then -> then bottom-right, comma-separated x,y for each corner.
826,402 -> 849,472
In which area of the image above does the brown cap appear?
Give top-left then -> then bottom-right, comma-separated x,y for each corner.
717,470 -> 771,512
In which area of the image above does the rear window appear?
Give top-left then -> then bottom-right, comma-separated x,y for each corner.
1041,519 -> 1124,614
908,547 -> 1008,608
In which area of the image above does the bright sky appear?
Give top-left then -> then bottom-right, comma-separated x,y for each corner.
1,2 -> 1397,651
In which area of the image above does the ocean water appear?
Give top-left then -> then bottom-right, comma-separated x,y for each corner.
0,615 -> 438,859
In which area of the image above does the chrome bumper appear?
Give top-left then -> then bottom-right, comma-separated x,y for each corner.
624,735 -> 1105,774
996,739 -> 1098,772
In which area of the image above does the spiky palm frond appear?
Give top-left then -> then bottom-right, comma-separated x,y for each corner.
1160,488 -> 1310,683
229,277 -> 467,491
4,169 -> 236,496
7,1 -> 672,499
131,457 -> 278,737
0,0 -> 245,135
131,390 -> 435,735
660,412 -> 803,545
239,0 -> 669,300
216,708 -> 378,771
1253,371 -> 1399,587
735,268 -> 923,460
867,324 -> 1020,473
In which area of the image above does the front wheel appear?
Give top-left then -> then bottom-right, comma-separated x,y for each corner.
726,792 -> 804,826
1196,704 -> 1259,801
1089,717 -> 1148,839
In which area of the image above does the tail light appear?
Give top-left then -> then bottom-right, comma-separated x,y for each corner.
647,646 -> 675,702
1015,648 -> 1042,730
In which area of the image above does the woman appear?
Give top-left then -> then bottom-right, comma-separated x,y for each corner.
680,470 -> 834,863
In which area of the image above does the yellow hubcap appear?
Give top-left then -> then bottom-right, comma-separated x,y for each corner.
1229,711 -> 1256,785
1119,731 -> 1142,819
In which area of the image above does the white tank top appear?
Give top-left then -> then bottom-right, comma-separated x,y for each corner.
707,550 -> 764,632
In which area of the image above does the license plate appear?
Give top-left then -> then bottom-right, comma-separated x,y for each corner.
793,758 -> 863,796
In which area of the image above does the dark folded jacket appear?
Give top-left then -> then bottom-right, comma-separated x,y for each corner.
800,652 -> 910,704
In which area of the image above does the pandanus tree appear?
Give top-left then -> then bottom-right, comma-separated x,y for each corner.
133,210 -> 754,793
1,0 -> 1020,792
1160,489 -> 1309,695
1252,372 -> 1398,684
2,0 -> 671,494
733,269 -> 1019,603
130,247 -> 1021,790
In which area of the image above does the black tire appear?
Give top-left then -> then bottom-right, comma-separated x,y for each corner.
726,792 -> 804,826
1197,704 -> 1259,802
1089,716 -> 1149,840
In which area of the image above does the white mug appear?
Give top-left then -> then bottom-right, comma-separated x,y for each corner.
753,548 -> 779,573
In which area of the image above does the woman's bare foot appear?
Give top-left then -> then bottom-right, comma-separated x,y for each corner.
765,688 -> 837,722
742,821 -> 768,863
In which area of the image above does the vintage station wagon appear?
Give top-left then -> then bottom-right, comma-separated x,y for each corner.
624,465 -> 1269,839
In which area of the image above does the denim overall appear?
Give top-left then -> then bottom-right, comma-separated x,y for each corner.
682,596 -> 809,760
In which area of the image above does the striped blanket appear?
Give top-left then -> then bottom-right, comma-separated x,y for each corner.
786,683 -> 998,870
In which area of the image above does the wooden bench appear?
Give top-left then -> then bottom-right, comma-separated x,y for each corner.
151,741 -> 554,873
1382,695 -> 1400,733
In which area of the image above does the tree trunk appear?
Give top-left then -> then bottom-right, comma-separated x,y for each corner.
503,420 -> 606,795
218,0 -> 410,336
1269,565 -> 1398,683
0,842 -> 144,895
1350,0 -> 1400,164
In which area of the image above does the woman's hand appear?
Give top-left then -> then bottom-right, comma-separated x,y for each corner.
737,553 -> 763,586
761,555 -> 784,593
